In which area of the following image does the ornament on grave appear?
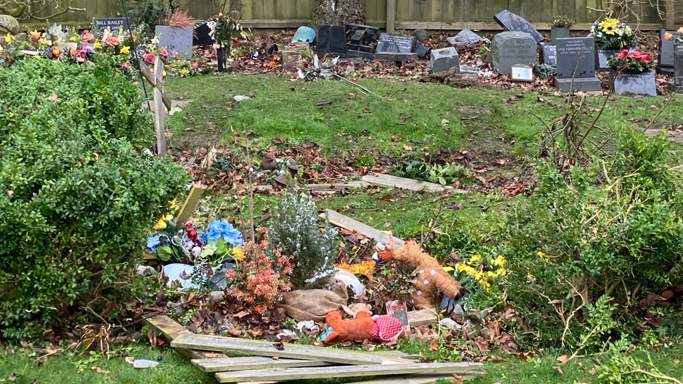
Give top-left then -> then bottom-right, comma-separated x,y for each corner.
0,15 -> 19,35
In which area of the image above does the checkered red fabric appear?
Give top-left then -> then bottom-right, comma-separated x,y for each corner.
370,316 -> 404,341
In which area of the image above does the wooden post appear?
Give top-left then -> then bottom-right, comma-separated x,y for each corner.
665,0 -> 675,30
153,56 -> 167,157
387,0 -> 396,33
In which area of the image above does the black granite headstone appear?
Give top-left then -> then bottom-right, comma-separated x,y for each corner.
94,17 -> 130,30
658,29 -> 680,73
317,25 -> 348,57
494,10 -> 544,43
539,43 -> 557,67
612,71 -> 657,96
376,33 -> 415,54
345,24 -> 379,52
675,44 -> 683,86
555,37 -> 601,92
194,20 -> 214,46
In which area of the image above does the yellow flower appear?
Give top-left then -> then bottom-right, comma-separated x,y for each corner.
70,36 -> 79,42
496,268 -> 508,276
121,46 -> 130,54
94,42 -> 102,49
38,38 -> 46,45
4,34 -> 12,43
335,260 -> 376,275
537,251 -> 548,261
232,246 -> 245,261
493,255 -> 506,267
170,199 -> 180,211
485,271 -> 496,279
180,68 -> 189,76
599,18 -> 619,35
468,254 -> 482,265
153,214 -> 173,231
456,264 -> 467,272
478,279 -> 491,289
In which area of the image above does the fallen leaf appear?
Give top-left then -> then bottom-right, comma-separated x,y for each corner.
451,374 -> 464,384
48,93 -> 60,102
91,366 -> 110,374
552,366 -> 564,374
588,369 -> 596,375
7,190 -> 13,196
348,93 -> 356,100
233,310 -> 249,319
556,355 -> 568,364
403,145 -> 414,151
442,119 -> 450,125
429,338 -> 439,351
272,356 -> 280,360
362,106 -> 372,114
383,222 -> 391,228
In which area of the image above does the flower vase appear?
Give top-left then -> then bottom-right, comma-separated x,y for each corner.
674,44 -> 683,87
217,46 -> 229,72
610,69 -> 657,96
550,27 -> 570,45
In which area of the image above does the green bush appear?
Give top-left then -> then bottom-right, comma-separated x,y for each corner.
506,129 -> 683,350
0,59 -> 189,340
266,191 -> 337,289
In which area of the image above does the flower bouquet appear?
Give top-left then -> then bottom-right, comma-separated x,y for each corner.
589,18 -> 635,49
607,50 -> 657,96
607,50 -> 655,73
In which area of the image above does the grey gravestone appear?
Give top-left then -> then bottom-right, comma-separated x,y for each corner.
412,29 -> 429,41
612,71 -> 657,96
675,44 -> 683,86
317,25 -> 348,57
658,29 -> 680,74
596,48 -> 619,71
447,28 -> 484,48
94,17 -> 130,30
490,31 -> 537,75
539,43 -> 557,67
555,37 -> 601,92
415,43 -> 430,58
155,26 -> 193,59
430,47 -> 460,73
494,10 -> 544,43
377,33 -> 415,53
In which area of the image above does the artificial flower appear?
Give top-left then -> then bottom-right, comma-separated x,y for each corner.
172,50 -> 178,57
30,30 -> 41,42
143,52 -> 156,64
180,68 -> 189,77
159,47 -> 168,57
4,34 -> 12,43
170,199 -> 180,211
191,61 -> 199,70
678,26 -> 683,34
232,246 -> 245,261
121,62 -> 130,70
335,260 -> 375,275
81,32 -> 95,43
153,214 -> 173,230
105,36 -> 120,47
146,235 -> 161,253
665,32 -> 674,41
94,42 -> 102,49
599,18 -> 619,35
120,46 -> 130,54
202,219 -> 243,247
69,35 -> 79,42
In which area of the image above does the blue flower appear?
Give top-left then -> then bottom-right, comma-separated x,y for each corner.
146,235 -> 161,253
202,219 -> 243,247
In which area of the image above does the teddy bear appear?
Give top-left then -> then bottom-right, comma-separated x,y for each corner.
321,305 -> 404,344
384,239 -> 466,310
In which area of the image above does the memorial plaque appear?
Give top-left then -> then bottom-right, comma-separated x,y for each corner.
539,43 -> 557,67
612,71 -> 657,96
376,33 -> 415,54
94,17 -> 130,30
490,31 -> 536,75
556,37 -> 595,78
658,29 -> 680,73
494,9 -> 544,43
511,64 -> 533,82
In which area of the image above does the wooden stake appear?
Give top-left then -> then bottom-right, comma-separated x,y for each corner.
153,56 -> 167,157
176,184 -> 207,225
665,0 -> 675,30
387,0 -> 397,33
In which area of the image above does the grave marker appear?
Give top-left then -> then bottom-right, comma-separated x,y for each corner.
555,37 -> 601,92
493,10 -> 544,43
447,28 -> 483,48
539,43 -> 557,67
658,29 -> 680,74
675,44 -> 683,86
490,31 -> 536,75
430,47 -> 460,73
317,25 -> 348,57
345,24 -> 379,59
94,17 -> 130,30
511,64 -> 533,82
375,33 -> 417,61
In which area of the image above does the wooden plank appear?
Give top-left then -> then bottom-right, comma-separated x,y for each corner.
193,357 -> 333,373
387,0 -> 397,33
666,0 -> 675,29
215,362 -> 485,383
393,21 -> 664,30
407,309 -> 439,327
325,209 -> 405,250
361,174 -> 447,193
347,374 -> 456,384
153,57 -> 167,157
172,333 -> 415,366
176,184 -> 207,224
145,315 -> 226,360
304,182 -> 367,192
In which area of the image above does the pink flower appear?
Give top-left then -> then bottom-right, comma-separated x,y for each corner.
143,52 -> 156,64
191,61 -> 199,70
69,48 -> 79,58
81,32 -> 95,43
31,32 -> 41,42
105,36 -> 120,47
171,50 -> 178,57
121,62 -> 130,69
159,47 -> 168,57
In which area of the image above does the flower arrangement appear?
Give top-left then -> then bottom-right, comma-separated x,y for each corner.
664,27 -> 683,44
446,253 -> 507,302
208,10 -> 243,48
550,15 -> 574,28
606,50 -> 655,73
226,238 -> 294,315
589,18 -> 635,49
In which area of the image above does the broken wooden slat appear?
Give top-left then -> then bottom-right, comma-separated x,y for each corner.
172,333 -> 413,365
192,357 -> 333,373
325,374 -> 452,384
214,362 -> 484,383
326,209 -> 405,250
407,309 -> 439,327
305,182 -> 367,192
362,174 -> 445,193
145,315 -> 226,360
176,184 -> 207,224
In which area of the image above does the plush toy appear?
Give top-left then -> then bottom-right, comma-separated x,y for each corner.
321,308 -> 405,344
387,239 -> 466,310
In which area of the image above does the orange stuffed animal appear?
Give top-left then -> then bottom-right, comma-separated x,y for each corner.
321,310 -> 375,344
387,239 -> 466,309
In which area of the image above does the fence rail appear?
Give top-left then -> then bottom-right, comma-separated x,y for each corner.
22,0 -> 681,31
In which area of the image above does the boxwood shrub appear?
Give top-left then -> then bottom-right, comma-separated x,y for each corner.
0,58 -> 189,340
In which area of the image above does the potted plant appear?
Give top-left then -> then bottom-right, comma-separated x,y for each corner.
550,16 -> 573,44
664,27 -> 683,87
207,10 -> 242,72
607,50 -> 656,96
155,7 -> 196,60
589,18 -> 636,71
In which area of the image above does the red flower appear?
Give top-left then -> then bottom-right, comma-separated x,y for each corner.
640,54 -> 651,61
615,52 -> 625,60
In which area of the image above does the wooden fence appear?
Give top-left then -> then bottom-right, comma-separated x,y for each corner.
25,0 -> 682,31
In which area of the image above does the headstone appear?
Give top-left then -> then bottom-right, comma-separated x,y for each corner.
155,26 -> 193,60
511,64 -> 533,82
555,37 -> 601,92
430,47 -> 460,73
412,29 -> 429,41
539,42 -> 557,67
490,31 -> 537,75
447,28 -> 484,48
414,43 -> 429,59
317,25 -> 348,57
293,26 -> 316,43
345,24 -> 379,58
494,10 -> 544,43
376,33 -> 415,54
658,29 -> 680,74
595,48 -> 619,71
193,20 -> 214,46
94,17 -> 130,30
612,71 -> 657,96
674,44 -> 683,86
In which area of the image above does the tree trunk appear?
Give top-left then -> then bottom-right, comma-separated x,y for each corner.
313,0 -> 366,26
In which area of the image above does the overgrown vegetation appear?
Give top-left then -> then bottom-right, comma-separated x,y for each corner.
0,58 -> 189,340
